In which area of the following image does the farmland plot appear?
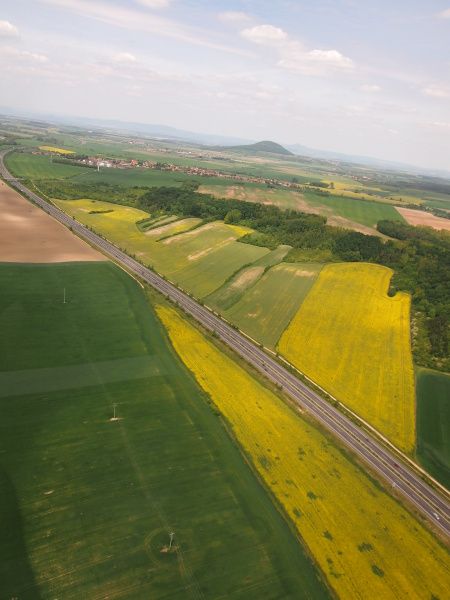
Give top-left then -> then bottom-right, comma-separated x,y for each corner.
278,263 -> 415,452
222,262 -> 322,348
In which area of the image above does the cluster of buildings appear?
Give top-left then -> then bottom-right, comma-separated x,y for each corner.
37,147 -> 318,191
79,157 -> 139,169
148,161 -> 302,189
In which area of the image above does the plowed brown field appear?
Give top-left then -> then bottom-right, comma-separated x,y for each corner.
0,181 -> 105,262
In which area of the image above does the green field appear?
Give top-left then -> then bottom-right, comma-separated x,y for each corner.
5,152 -> 92,179
416,368 -> 450,488
0,262 -> 329,599
205,245 -> 291,311
220,262 -> 323,348
145,217 -> 202,240
304,191 -> 404,228
161,223 -> 268,297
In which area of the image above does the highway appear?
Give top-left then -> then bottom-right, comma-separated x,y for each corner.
1,149 -> 449,541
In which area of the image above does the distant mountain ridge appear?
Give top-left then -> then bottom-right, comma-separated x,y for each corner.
214,140 -> 294,156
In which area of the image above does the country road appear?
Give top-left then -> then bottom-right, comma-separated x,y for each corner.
1,149 -> 449,541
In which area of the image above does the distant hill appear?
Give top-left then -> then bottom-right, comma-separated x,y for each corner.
216,140 -> 294,156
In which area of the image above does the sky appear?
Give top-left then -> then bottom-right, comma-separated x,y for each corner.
1,0 -> 450,170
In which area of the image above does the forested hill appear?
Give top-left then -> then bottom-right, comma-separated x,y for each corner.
215,140 -> 294,156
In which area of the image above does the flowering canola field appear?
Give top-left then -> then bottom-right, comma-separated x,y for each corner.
38,145 -> 75,155
157,304 -> 450,600
278,263 -> 415,453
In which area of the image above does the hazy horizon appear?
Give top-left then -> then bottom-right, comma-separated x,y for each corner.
1,1 -> 450,170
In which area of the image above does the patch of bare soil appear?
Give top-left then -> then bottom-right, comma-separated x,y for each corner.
230,266 -> 264,289
327,215 -> 384,237
0,181 -> 106,262
396,207 -> 450,231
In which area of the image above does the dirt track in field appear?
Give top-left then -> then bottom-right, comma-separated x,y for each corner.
396,206 -> 450,231
0,180 -> 106,262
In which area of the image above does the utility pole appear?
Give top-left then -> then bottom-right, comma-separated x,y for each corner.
169,532 -> 175,551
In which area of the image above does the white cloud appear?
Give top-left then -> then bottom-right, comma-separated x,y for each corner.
241,24 -> 288,45
218,11 -> 251,23
21,50 -> 48,63
307,49 -> 353,69
1,46 -> 48,63
137,0 -> 170,8
114,52 -> 137,63
431,121 -> 450,129
41,0 -> 250,55
437,8 -> 450,18
361,84 -> 381,92
0,20 -> 19,37
423,85 -> 450,98
241,23 -> 353,75
278,41 -> 353,75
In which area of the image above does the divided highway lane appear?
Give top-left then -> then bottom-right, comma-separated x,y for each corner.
1,151 -> 449,541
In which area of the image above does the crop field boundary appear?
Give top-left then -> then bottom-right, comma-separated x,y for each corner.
24,184 -> 450,501
152,297 -> 333,592
4,163 -> 449,501
159,289 -> 450,546
2,154 -> 449,540
199,298 -> 450,502
192,300 -> 450,502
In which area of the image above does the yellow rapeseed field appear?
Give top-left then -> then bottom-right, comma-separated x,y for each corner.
278,263 -> 415,453
39,145 -> 75,155
157,304 -> 450,600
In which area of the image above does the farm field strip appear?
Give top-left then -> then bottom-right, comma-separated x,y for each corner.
303,191 -> 405,228
137,214 -> 178,231
157,304 -> 450,600
204,245 -> 291,311
220,262 -> 323,348
5,152 -> 92,179
38,145 -> 75,154
279,263 -> 415,453
144,217 -> 202,239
